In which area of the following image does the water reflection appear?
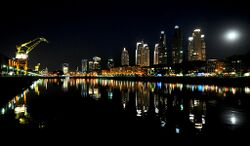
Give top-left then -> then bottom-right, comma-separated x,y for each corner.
73,78 -> 249,96
221,109 -> 246,126
0,78 -> 249,135
0,79 -> 43,126
135,82 -> 150,117
189,99 -> 206,130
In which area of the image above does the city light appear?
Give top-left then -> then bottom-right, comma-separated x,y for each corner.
188,37 -> 193,41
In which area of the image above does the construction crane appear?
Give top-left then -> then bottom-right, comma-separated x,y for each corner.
34,63 -> 40,72
15,37 -> 48,74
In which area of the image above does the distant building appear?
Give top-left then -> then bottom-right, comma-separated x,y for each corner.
135,41 -> 150,66
153,44 -> 159,65
88,61 -> 94,71
188,28 -> 206,61
206,59 -> 225,74
62,63 -> 69,74
107,58 -> 114,69
121,47 -> 129,66
81,59 -> 88,73
154,31 -> 167,65
93,56 -> 102,71
172,25 -> 183,64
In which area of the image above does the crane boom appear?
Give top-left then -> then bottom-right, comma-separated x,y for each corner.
16,37 -> 48,55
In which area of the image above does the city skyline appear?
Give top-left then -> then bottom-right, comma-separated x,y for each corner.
0,0 -> 249,71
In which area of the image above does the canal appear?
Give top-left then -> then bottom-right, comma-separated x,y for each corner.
0,78 -> 249,144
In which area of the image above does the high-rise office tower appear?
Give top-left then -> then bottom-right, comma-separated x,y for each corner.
153,44 -> 159,65
121,47 -> 129,66
135,41 -> 150,66
62,63 -> 69,74
81,59 -> 88,73
188,28 -> 206,61
154,31 -> 167,65
93,56 -> 101,70
88,61 -> 94,71
172,25 -> 183,64
107,58 -> 114,69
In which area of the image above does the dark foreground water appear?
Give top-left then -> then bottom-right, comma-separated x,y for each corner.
0,78 -> 249,144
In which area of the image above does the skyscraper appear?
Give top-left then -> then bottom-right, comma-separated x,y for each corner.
93,56 -> 102,71
153,44 -> 159,65
143,44 -> 150,66
62,63 -> 69,75
121,47 -> 129,66
188,28 -> 206,61
88,61 -> 94,71
172,25 -> 183,64
135,41 -> 150,66
154,31 -> 167,65
81,59 -> 88,73
107,58 -> 114,69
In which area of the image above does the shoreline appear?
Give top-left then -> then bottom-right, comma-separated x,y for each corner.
42,76 -> 250,86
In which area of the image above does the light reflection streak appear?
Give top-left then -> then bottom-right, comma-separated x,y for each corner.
0,78 -> 248,131
0,79 -> 43,125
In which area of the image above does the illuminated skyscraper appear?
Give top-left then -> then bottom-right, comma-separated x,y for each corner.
62,63 -> 69,75
135,41 -> 150,66
154,31 -> 167,65
93,56 -> 101,71
121,47 -> 129,66
153,44 -> 159,65
172,25 -> 183,64
81,59 -> 88,73
188,28 -> 206,61
88,61 -> 94,71
107,58 -> 114,69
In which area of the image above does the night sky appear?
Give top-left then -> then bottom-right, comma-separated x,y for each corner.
0,0 -> 249,71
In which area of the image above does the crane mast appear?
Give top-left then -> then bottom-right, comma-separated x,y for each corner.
15,37 -> 48,74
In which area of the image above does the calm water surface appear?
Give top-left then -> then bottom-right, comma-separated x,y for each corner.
0,78 -> 249,143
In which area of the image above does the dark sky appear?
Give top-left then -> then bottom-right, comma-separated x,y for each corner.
0,0 -> 249,71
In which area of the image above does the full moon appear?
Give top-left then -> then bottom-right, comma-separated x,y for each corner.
225,30 -> 240,42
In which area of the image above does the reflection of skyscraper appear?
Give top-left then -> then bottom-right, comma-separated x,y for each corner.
121,48 -> 129,66
136,41 -> 150,66
172,25 -> 183,64
153,94 -> 159,114
62,78 -> 69,92
108,88 -> 113,100
155,31 -> 167,65
81,80 -> 88,97
189,99 -> 206,130
188,28 -> 206,61
121,90 -> 130,109
88,81 -> 101,100
135,83 -> 150,117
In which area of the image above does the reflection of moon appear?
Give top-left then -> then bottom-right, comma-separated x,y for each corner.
230,116 -> 237,124
224,30 -> 240,42
221,108 -> 246,126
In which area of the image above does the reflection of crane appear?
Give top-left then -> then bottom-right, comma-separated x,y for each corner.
15,37 -> 48,73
